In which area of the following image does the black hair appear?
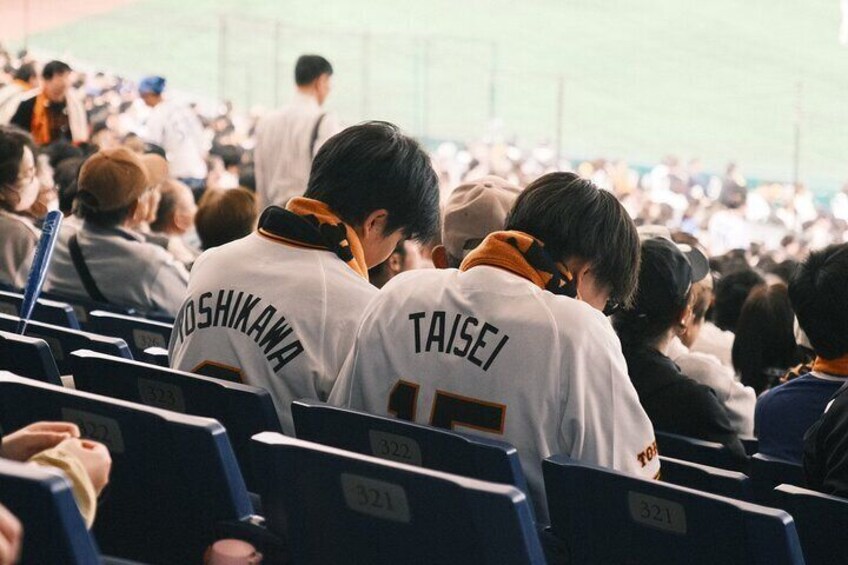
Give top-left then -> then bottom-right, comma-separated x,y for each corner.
0,125 -> 36,212
612,244 -> 691,347
305,121 -> 440,242
769,260 -> 799,286
42,60 -> 72,80
13,63 -> 36,82
733,284 -> 804,394
506,171 -> 640,307
212,144 -> 243,169
238,163 -> 256,192
54,156 -> 85,215
295,55 -> 333,86
789,244 -> 848,360
44,141 -> 83,170
75,198 -> 133,228
713,269 -> 765,332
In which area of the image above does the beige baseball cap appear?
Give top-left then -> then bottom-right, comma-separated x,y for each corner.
442,175 -> 521,259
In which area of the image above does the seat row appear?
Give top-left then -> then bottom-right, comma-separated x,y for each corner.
0,307 -> 843,564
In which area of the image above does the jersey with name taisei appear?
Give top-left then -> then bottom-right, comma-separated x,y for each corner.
408,311 -> 510,372
169,231 -> 376,433
329,265 -> 660,522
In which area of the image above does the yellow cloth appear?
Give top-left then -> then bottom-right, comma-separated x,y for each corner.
258,197 -> 369,280
460,230 -> 575,295
30,92 -> 52,146
30,445 -> 98,528
813,355 -> 848,377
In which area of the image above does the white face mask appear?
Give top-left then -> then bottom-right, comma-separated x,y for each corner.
14,147 -> 40,213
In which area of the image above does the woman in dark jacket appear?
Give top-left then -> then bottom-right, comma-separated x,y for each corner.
614,237 -> 747,465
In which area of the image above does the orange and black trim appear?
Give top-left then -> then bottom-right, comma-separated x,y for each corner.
257,199 -> 369,280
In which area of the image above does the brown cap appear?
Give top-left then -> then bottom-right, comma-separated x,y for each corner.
442,176 -> 521,259
141,153 -> 169,187
78,147 -> 149,212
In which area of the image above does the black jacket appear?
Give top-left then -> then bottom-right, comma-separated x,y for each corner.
623,344 -> 746,462
804,380 -> 848,497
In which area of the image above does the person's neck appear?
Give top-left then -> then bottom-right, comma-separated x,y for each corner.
296,86 -> 320,105
652,330 -> 676,356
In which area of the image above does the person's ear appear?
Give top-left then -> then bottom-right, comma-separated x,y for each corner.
127,199 -> 143,225
432,245 -> 449,269
174,211 -> 192,232
361,209 -> 390,242
388,252 -> 403,275
567,258 -> 592,298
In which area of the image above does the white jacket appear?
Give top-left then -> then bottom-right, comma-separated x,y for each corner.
169,231 -> 376,433
667,336 -> 756,438
254,92 -> 340,207
329,266 -> 659,522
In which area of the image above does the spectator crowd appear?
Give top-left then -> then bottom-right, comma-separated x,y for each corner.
2,45 -> 848,562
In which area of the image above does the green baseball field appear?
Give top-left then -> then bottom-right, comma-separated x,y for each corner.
8,0 -> 848,194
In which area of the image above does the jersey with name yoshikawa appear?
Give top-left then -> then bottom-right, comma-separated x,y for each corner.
169,232 -> 377,433
329,266 -> 659,521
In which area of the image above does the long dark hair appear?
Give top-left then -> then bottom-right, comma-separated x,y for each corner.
732,284 -> 806,395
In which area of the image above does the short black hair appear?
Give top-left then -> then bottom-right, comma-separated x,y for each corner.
295,55 -> 333,86
505,171 -> 640,307
54,156 -> 85,215
713,269 -> 765,332
42,60 -> 72,80
14,63 -> 36,82
789,244 -> 848,359
305,121 -> 439,242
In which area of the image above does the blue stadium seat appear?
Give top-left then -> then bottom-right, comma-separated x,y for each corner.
543,456 -> 804,565
773,484 -> 848,565
141,346 -> 169,366
656,431 -> 742,470
750,453 -> 805,506
0,313 -> 131,374
71,349 -> 281,489
741,438 -> 759,456
0,372 -> 253,564
88,310 -> 173,359
252,432 -> 546,564
40,291 -> 137,331
659,455 -> 754,501
0,458 -> 101,564
0,330 -> 62,385
292,399 -> 530,496
0,290 -> 80,329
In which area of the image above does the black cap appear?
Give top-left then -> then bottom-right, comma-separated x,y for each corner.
632,237 -> 710,320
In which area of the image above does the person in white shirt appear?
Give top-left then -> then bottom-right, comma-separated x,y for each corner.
668,267 -> 756,437
169,122 -> 440,433
138,76 -> 208,195
330,172 -> 660,521
254,55 -> 341,208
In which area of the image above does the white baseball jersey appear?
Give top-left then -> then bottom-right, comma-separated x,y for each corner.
169,231 -> 377,433
329,265 -> 660,521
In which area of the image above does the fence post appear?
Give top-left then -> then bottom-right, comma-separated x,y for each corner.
23,0 -> 30,50
217,15 -> 227,102
421,37 -> 431,140
360,32 -> 371,119
273,20 -> 282,107
555,75 -> 565,160
792,80 -> 803,186
489,41 -> 498,121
